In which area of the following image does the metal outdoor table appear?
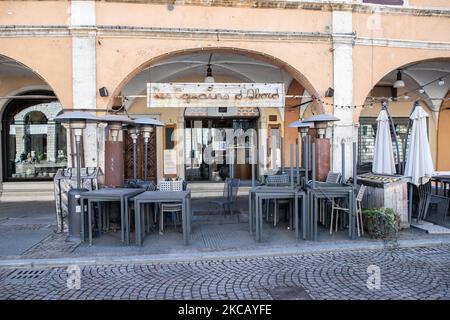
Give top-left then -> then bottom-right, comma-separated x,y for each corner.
305,182 -> 355,241
80,188 -> 145,246
249,186 -> 306,242
133,190 -> 192,245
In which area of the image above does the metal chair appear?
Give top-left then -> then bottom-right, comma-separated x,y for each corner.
421,180 -> 449,223
208,178 -> 240,217
266,174 -> 290,186
265,174 -> 291,226
330,184 -> 366,236
319,172 -> 342,225
157,179 -> 184,235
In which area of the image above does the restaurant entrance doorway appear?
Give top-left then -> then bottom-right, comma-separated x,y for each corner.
184,117 -> 258,182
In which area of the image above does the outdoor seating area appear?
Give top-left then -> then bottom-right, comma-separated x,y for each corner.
49,98 -> 450,250
3,105 -> 450,259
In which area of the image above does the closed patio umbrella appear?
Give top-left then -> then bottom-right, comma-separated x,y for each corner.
372,109 -> 396,175
404,105 -> 434,186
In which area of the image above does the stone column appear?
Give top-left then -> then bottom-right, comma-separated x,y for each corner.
15,123 -> 25,160
46,121 -> 57,162
70,1 -> 102,170
331,8 -> 356,180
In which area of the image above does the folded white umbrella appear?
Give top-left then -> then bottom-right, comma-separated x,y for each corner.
372,109 -> 396,175
404,105 -> 435,186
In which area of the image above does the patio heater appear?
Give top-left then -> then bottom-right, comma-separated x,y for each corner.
127,125 -> 140,181
133,118 -> 165,181
98,115 -> 134,187
54,111 -> 99,241
288,120 -> 314,185
303,114 -> 340,181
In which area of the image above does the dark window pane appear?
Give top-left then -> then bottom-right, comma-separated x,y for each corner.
2,92 -> 67,180
165,127 -> 175,150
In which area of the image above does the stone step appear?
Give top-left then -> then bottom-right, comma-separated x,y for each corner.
0,182 -> 55,202
1,181 -> 54,191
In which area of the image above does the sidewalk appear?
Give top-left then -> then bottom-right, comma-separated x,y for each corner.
1,198 -> 450,268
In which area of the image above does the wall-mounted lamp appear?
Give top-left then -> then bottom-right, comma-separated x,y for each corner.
325,87 -> 334,97
99,87 -> 109,97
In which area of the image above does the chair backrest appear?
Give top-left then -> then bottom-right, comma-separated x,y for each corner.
326,172 -> 342,184
223,178 -> 240,200
159,180 -> 184,191
356,184 -> 367,202
229,178 -> 240,201
266,174 -> 290,186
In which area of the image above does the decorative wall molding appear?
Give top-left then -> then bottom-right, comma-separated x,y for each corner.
0,25 -> 448,51
355,37 -> 450,50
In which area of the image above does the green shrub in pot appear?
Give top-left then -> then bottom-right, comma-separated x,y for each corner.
363,208 -> 400,239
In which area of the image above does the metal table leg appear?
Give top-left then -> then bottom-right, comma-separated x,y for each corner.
182,198 -> 188,245
294,194 -> 299,239
88,200 -> 93,246
80,198 -> 85,243
313,195 -> 318,241
258,196 -> 264,242
135,200 -> 141,245
255,193 -> 259,241
302,194 -> 307,240
124,197 -> 130,245
249,191 -> 253,234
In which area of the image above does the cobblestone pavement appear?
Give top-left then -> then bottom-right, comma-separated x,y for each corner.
0,245 -> 449,300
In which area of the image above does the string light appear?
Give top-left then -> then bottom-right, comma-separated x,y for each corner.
307,72 -> 450,110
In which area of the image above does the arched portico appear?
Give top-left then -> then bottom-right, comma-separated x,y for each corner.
105,47 -> 323,182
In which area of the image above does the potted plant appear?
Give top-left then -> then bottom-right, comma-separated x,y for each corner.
363,207 -> 400,239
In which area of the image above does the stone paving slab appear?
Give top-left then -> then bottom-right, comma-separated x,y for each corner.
0,245 -> 449,300
411,221 -> 450,234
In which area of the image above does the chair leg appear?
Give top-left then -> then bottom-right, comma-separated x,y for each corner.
355,206 -> 360,237
330,202 -> 335,235
335,210 -> 339,232
274,200 -> 278,227
159,209 -> 164,235
358,202 -> 364,236
173,212 -> 177,230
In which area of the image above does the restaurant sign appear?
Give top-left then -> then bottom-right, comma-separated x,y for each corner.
147,83 -> 284,108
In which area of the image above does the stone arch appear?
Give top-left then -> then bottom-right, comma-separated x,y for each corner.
0,49 -> 69,107
436,90 -> 450,170
13,102 -> 62,123
355,54 -> 450,109
105,46 -> 324,114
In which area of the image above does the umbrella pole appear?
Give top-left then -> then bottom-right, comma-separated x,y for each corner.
408,183 -> 413,223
